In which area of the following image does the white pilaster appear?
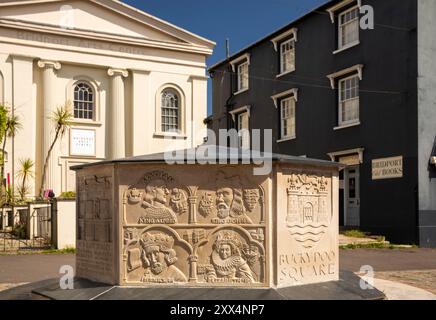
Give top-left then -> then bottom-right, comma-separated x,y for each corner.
37,60 -> 61,194
107,68 -> 128,160
131,70 -> 150,156
12,55 -> 35,196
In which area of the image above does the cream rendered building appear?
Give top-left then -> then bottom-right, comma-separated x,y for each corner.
0,0 -> 214,197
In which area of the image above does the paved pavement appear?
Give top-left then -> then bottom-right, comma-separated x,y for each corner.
1,249 -> 436,299
0,254 -> 75,284
340,248 -> 436,272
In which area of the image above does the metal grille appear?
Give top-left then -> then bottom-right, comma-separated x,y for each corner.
1,204 -> 52,252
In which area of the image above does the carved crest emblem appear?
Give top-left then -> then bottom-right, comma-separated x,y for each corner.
286,174 -> 331,249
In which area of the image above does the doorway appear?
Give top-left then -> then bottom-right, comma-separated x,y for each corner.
344,166 -> 360,227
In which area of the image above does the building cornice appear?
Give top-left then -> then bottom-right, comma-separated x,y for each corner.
0,0 -> 216,49
0,19 -> 213,56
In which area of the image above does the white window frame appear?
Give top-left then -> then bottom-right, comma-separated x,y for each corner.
338,74 -> 360,127
67,77 -> 102,126
338,6 -> 360,50
0,70 -> 4,105
237,61 -> 249,93
279,39 -> 296,76
154,84 -> 186,139
279,96 -> 296,141
73,81 -> 96,121
237,112 -> 250,150
230,53 -> 250,95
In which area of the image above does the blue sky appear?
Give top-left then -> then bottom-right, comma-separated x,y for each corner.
123,0 -> 328,114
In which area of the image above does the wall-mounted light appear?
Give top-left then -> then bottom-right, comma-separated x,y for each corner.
431,156 -> 436,165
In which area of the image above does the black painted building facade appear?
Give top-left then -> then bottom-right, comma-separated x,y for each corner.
209,0 -> 436,246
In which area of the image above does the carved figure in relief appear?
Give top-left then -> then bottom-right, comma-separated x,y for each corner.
140,232 -> 187,283
128,188 -> 142,204
214,187 -> 253,224
138,179 -> 177,224
170,188 -> 188,215
206,231 -> 255,283
198,192 -> 215,217
243,189 -> 260,212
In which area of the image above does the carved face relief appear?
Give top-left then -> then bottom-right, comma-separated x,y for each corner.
145,246 -> 167,275
204,231 -> 257,284
138,232 -> 187,283
139,180 -> 177,224
219,244 -> 232,260
216,188 -> 233,209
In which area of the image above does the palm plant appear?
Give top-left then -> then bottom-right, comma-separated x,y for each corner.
39,103 -> 73,198
1,113 -> 22,180
17,158 -> 34,202
0,105 -> 21,205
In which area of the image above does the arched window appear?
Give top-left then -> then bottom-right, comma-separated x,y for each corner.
161,89 -> 180,132
0,71 -> 4,104
73,82 -> 94,120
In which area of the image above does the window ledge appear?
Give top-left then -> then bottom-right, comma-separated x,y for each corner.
154,132 -> 187,140
333,41 -> 360,55
234,88 -> 249,96
71,120 -> 102,127
276,69 -> 295,78
277,136 -> 296,143
334,121 -> 361,131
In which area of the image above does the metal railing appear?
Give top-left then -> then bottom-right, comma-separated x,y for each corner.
0,202 -> 52,252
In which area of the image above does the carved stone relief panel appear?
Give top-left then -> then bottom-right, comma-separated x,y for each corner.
123,226 -> 191,284
122,226 -> 266,286
119,165 -> 268,287
195,227 -> 266,285
286,174 -> 330,250
276,168 -> 338,288
76,170 -> 114,284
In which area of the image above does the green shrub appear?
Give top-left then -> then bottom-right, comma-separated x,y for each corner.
11,222 -> 26,239
59,191 -> 76,199
343,230 -> 368,238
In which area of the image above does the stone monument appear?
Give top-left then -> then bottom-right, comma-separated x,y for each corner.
72,147 -> 342,289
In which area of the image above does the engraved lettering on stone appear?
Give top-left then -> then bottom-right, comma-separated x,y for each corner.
278,251 -> 336,283
140,232 -> 187,283
286,174 -> 331,249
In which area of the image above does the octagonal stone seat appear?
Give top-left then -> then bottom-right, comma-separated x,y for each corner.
72,147 -> 342,289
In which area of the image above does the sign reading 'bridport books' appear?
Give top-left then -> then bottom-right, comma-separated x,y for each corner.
372,156 -> 403,180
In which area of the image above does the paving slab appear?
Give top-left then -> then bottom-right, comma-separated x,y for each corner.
24,271 -> 385,300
